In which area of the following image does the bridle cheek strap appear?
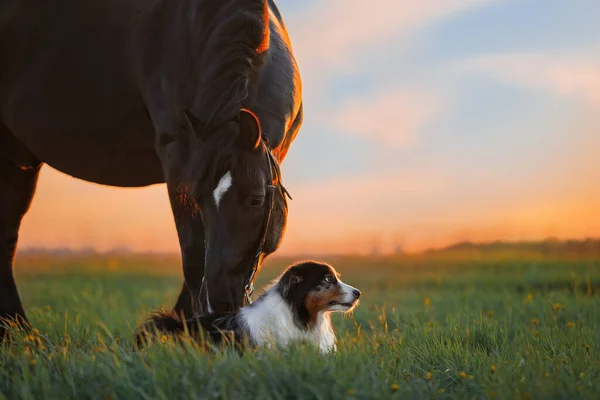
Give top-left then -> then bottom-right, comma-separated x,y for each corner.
243,141 -> 281,305
244,183 -> 275,305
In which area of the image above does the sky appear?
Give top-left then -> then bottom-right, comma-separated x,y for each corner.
18,0 -> 600,255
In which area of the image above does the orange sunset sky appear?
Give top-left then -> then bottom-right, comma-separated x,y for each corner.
17,0 -> 600,255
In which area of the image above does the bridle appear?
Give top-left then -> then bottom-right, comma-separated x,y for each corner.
187,108 -> 291,310
243,139 -> 291,305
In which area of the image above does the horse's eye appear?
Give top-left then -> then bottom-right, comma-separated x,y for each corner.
250,196 -> 265,208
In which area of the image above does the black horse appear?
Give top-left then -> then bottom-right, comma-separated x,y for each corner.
0,0 -> 303,338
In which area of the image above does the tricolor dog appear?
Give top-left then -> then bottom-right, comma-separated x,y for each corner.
136,261 -> 361,353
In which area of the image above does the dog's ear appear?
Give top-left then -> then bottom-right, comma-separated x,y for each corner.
279,270 -> 302,298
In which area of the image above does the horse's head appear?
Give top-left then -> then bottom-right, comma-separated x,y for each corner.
187,108 -> 290,313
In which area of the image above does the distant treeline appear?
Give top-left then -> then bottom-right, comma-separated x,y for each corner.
422,238 -> 600,260
17,238 -> 600,261
18,246 -> 132,256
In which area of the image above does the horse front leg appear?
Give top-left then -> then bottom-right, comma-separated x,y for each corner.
152,115 -> 209,319
135,198 -> 207,345
168,190 -> 208,318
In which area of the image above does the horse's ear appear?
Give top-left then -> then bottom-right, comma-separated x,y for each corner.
239,108 -> 261,149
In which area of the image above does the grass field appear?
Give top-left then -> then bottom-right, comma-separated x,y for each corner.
1,252 -> 599,399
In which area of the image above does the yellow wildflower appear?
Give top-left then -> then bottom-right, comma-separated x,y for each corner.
525,293 -> 533,302
391,383 -> 400,391
552,303 -> 561,312
43,305 -> 51,311
459,371 -> 467,379
437,388 -> 445,393
531,318 -> 539,325
425,372 -> 432,380
487,311 -> 493,318
567,321 -> 575,328
468,375 -> 474,380
490,365 -> 496,373
160,335 -> 167,344
579,372 -> 584,379
424,298 -> 431,306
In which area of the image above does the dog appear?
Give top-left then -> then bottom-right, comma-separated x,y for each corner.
135,261 -> 361,353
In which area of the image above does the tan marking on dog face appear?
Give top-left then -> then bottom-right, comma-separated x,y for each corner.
304,285 -> 343,328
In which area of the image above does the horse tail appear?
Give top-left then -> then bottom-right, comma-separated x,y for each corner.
134,309 -> 186,348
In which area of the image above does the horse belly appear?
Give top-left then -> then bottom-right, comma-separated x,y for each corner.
5,82 -> 164,187
38,134 -> 165,188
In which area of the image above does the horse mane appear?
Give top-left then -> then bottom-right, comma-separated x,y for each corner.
187,0 -> 270,132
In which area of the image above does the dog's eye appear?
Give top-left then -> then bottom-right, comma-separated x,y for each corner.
324,275 -> 333,283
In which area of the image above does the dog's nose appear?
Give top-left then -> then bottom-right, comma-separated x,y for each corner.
353,289 -> 361,299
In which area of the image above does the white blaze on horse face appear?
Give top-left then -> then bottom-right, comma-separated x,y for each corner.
213,171 -> 232,209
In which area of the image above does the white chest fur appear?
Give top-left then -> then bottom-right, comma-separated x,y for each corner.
240,289 -> 337,353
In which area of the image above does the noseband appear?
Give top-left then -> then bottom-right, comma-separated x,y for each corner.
243,140 -> 291,305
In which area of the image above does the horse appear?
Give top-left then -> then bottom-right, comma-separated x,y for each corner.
0,0 -> 303,339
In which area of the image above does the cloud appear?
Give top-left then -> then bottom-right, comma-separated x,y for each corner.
457,52 -> 600,108
284,0 -> 494,148
332,89 -> 441,147
331,48 -> 600,147
288,0 -> 498,74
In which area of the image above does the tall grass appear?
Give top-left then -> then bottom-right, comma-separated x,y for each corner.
1,253 -> 599,399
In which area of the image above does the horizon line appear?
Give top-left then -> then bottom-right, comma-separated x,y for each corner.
16,236 -> 600,258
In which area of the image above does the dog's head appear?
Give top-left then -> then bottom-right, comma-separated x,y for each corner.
276,261 -> 361,328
